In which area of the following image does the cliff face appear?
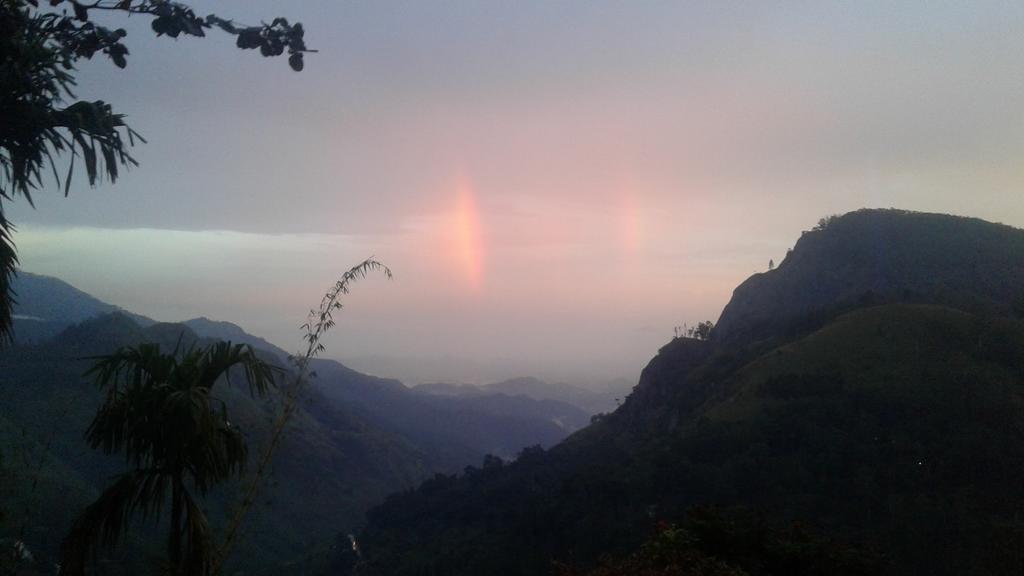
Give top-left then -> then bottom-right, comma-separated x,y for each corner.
617,336 -> 711,430
714,209 -> 1024,346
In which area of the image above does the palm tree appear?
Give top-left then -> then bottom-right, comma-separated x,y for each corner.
59,340 -> 280,576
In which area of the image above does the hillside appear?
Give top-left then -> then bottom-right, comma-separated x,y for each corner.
0,314 -> 433,574
9,272 -> 151,343
1,277 -> 591,573
353,210 -> 1024,576
9,274 -> 590,462
308,360 -> 587,466
715,209 -> 1024,346
183,316 -> 287,358
485,377 -> 618,415
414,376 -> 616,416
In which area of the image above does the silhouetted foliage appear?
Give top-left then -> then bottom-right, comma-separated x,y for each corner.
0,309 -> 451,574
212,258 -> 391,574
554,507 -> 882,576
812,214 -> 839,231
681,321 -> 714,341
59,340 -> 280,576
0,0 -> 311,345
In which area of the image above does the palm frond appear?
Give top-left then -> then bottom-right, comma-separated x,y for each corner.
59,469 -> 168,576
180,488 -> 214,576
199,341 -> 281,397
0,209 -> 17,345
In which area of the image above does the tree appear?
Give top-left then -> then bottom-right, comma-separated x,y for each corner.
59,340 -> 280,576
692,317 -> 716,340
0,0 -> 311,344
211,258 -> 391,574
684,321 -> 714,341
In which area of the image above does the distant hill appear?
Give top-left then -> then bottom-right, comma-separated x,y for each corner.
0,312 -> 433,574
415,376 -> 621,414
354,210 -> 1024,576
414,381 -> 486,397
486,377 -> 620,414
310,362 -> 590,465
184,316 -> 289,359
12,272 -> 120,322
1,276 -> 591,572
9,271 -> 152,343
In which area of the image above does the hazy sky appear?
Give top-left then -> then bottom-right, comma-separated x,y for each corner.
10,1 -> 1024,386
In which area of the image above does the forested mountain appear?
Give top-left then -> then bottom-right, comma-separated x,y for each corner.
0,277 -> 589,573
714,210 -> 1024,345
1,313 -> 433,574
9,272 -> 151,344
352,210 -> 1024,576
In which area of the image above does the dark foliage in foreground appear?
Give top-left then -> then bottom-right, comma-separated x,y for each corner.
59,341 -> 279,576
554,507 -> 882,576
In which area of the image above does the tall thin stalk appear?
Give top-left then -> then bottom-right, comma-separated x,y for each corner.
212,258 -> 391,574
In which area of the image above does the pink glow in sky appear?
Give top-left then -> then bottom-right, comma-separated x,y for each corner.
453,178 -> 485,293
10,2 -> 1024,385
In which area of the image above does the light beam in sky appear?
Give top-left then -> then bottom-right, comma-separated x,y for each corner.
619,189 -> 642,257
454,177 -> 485,292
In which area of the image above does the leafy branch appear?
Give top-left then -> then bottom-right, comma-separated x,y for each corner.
0,0 -> 312,344
212,258 -> 391,574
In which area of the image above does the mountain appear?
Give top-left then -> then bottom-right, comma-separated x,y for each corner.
0,313 -> 433,574
714,209 -> 1024,346
485,377 -> 621,414
310,361 -> 590,465
1,274 -> 590,572
11,272 -> 120,322
353,210 -> 1024,576
183,319 -> 590,463
183,316 -> 288,358
9,271 -> 152,343
414,376 -> 622,414
413,381 -> 486,397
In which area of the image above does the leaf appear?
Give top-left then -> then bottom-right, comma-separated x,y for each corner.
151,17 -> 168,36
289,53 -> 303,71
64,150 -> 74,196
73,1 -> 88,21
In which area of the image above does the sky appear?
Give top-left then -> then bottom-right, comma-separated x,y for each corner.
10,1 -> 1024,387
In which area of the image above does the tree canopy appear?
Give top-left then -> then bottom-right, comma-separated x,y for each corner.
59,340 -> 281,576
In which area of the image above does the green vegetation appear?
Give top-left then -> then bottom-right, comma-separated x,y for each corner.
60,341 -> 279,575
0,313 -> 432,574
715,209 -> 1024,346
554,507 -> 881,576
356,303 -> 1024,575
353,212 -> 1024,576
213,258 -> 391,575
1,272 -> 590,574
9,210 -> 1024,575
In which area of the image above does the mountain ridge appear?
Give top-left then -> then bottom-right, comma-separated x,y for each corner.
1,276 -> 593,572
714,209 -> 1024,346
353,209 -> 1024,576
